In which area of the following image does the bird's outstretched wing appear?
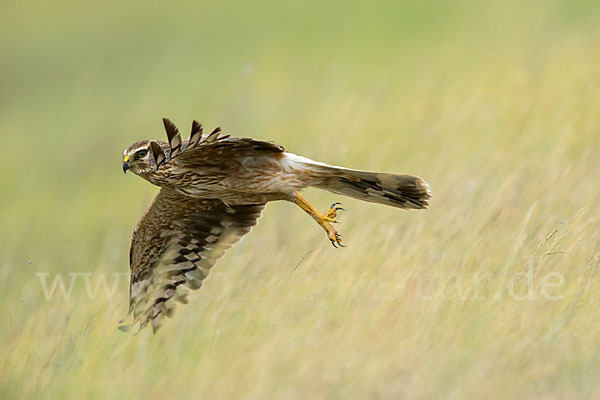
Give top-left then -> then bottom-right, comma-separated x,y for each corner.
120,188 -> 265,333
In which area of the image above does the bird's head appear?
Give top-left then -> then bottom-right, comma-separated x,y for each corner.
122,140 -> 155,176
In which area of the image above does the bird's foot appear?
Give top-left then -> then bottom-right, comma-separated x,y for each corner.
292,193 -> 346,248
326,226 -> 345,248
319,203 -> 345,248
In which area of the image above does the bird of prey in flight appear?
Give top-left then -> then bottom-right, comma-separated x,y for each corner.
119,118 -> 431,332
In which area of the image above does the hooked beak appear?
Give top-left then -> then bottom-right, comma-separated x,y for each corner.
122,155 -> 130,174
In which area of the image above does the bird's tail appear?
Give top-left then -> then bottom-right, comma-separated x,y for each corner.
300,158 -> 431,209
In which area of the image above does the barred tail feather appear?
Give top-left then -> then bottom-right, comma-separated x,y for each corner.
314,166 -> 432,210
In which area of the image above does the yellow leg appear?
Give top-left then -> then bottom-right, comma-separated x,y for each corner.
293,192 -> 345,247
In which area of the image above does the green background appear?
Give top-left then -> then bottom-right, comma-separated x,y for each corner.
1,1 -> 599,398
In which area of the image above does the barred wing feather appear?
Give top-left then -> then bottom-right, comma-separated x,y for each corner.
120,188 -> 264,333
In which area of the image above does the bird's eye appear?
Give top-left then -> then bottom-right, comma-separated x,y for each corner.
136,150 -> 148,159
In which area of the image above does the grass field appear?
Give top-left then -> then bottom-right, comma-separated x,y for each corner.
1,0 -> 600,398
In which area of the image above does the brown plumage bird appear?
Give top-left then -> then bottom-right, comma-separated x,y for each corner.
119,118 -> 431,332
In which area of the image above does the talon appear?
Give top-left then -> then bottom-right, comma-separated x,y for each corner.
327,232 -> 345,248
293,193 -> 347,249
325,202 -> 343,221
335,207 -> 344,211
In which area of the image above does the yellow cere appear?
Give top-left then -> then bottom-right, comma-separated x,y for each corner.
123,155 -> 130,162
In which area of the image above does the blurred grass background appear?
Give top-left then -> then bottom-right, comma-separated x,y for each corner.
1,0 -> 600,398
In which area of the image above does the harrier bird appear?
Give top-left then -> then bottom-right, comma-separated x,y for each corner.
119,118 -> 431,332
